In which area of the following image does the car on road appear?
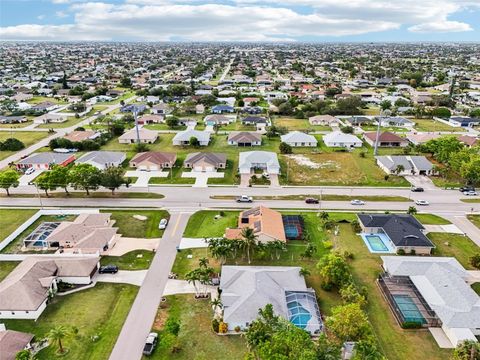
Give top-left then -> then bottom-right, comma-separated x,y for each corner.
159,218 -> 168,229
463,190 -> 478,196
25,167 -> 35,175
143,332 -> 158,356
411,187 -> 424,192
459,186 -> 475,193
305,198 -> 319,204
236,195 -> 253,203
415,200 -> 429,206
99,264 -> 119,274
350,199 -> 365,205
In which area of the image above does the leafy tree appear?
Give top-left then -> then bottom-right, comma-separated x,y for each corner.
49,165 -> 70,194
120,76 -> 132,88
352,339 -> 385,360
279,142 -> 292,154
317,253 -> 351,289
470,108 -> 480,118
460,158 -> 480,186
0,138 -> 25,151
189,136 -> 199,147
431,107 -> 451,118
380,100 -> 392,111
68,163 -> 101,195
0,169 -> 19,196
453,340 -> 480,360
101,166 -> 126,195
340,283 -> 367,308
394,164 -> 405,175
326,302 -> 371,341
35,171 -> 56,196
316,333 -> 341,360
341,125 -> 354,134
166,116 -> 179,129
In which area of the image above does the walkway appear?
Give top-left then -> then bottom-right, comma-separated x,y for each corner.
109,211 -> 193,360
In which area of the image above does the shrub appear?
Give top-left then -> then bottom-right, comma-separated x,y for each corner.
409,249 -> 416,255
211,318 -> 219,333
279,141 -> 292,154
401,321 -> 422,329
234,325 -> 241,333
470,254 -> 480,269
397,249 -> 406,255
351,220 -> 362,233
165,318 -> 180,336
359,151 -> 366,158
343,250 -> 354,260
0,138 -> 25,151
219,211 -> 225,217
219,322 -> 228,334
384,175 -> 390,181
134,142 -> 149,152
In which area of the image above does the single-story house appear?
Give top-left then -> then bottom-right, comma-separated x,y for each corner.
172,130 -> 210,146
0,256 -> 99,320
63,130 -> 100,142
211,105 -> 235,114
16,152 -> 75,171
238,151 -> 280,175
220,266 -> 323,334
33,113 -> 67,124
406,133 -> 442,146
363,132 -> 408,147
77,151 -> 126,170
322,131 -> 363,148
120,104 -> 147,113
457,135 -> 479,148
225,206 -> 286,243
358,214 -> 434,255
151,103 -> 170,115
228,131 -> 262,146
448,116 -> 480,128
204,114 -> 236,126
243,97 -> 259,107
281,131 -> 317,147
137,114 -> 164,124
129,151 -> 177,170
377,116 -> 415,128
31,101 -> 58,112
242,116 -> 270,132
0,329 -> 34,360
375,155 -> 435,175
308,115 -> 339,126
195,104 -> 205,114
0,116 -> 27,124
184,152 -> 226,172
344,116 -> 373,126
118,127 -> 158,144
380,256 -> 480,347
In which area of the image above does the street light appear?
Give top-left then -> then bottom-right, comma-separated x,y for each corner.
374,109 -> 391,156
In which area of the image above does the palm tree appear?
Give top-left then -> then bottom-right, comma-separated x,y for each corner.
395,164 -> 405,175
211,297 -> 223,311
273,240 -> 286,260
199,257 -> 209,269
47,325 -> 69,354
185,269 -> 201,297
240,227 -> 258,264
319,211 -> 329,222
299,267 -> 311,277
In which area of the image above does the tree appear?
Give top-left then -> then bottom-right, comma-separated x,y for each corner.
47,325 -> 70,354
460,158 -> 480,186
407,206 -> 417,215
68,163 -> 101,195
166,116 -> 179,129
299,267 -> 311,277
352,339 -> 385,360
326,302 -> 371,341
207,237 -> 232,265
431,107 -> 451,118
189,136 -> 199,147
394,164 -> 405,175
185,269 -> 201,297
0,138 -> 25,151
0,169 -> 19,196
240,227 -> 258,264
49,165 -> 70,194
15,350 -> 37,360
317,253 -> 351,289
101,166 -> 126,195
317,333 -> 342,360
341,125 -> 354,134
453,340 -> 480,360
35,171 -> 56,196
210,297 -> 223,311
340,283 -> 367,308
380,100 -> 392,111
279,142 -> 292,154
120,76 -> 132,88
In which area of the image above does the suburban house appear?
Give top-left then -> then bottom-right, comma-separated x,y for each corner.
308,115 -> 339,126
211,104 -> 235,114
322,131 -> 363,148
220,266 -> 323,334
448,116 -> 480,128
33,113 -> 67,124
242,116 -> 270,132
172,129 -> 210,146
379,256 -> 480,347
375,155 -> 435,175
358,214 -> 435,255
0,256 -> 99,320
118,127 -> 158,144
204,114 -> 236,126
77,151 -> 126,170
406,133 -> 441,146
0,115 -> 28,124
238,151 -> 280,175
31,101 -> 58,112
63,130 -> 100,142
196,104 -> 205,114
377,116 -> 415,128
225,206 -> 286,242
0,329 -> 34,360
151,103 -> 171,115
344,116 -> 373,126
137,114 -> 164,124
228,131 -> 262,146
16,152 -> 75,171
457,135 -> 479,148
184,152 -> 226,172
281,131 -> 318,147
363,132 -> 408,147
129,151 -> 177,170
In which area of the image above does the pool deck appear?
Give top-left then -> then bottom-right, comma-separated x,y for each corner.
360,233 -> 396,253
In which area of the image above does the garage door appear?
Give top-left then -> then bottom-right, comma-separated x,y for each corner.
139,165 -> 147,171
149,165 -> 159,171
194,166 -> 203,172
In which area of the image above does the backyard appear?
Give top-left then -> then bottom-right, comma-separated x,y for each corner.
0,208 -> 38,241
3,283 -> 138,360
427,232 -> 478,269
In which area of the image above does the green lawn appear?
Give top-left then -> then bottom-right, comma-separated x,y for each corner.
0,208 -> 37,241
183,210 -> 238,238
472,283 -> 480,295
3,283 -> 138,360
146,295 -> 246,359
102,210 -> 169,238
467,215 -> 480,229
37,116 -> 84,129
0,131 -> 50,160
413,118 -> 462,132
101,249 -> 154,270
414,214 -> 451,225
428,232 -> 478,269
2,192 -> 164,199
462,198 -> 480,203
27,96 -> 67,105
272,116 -> 330,131
0,261 -> 19,281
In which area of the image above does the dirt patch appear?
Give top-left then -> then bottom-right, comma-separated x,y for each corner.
152,301 -> 169,331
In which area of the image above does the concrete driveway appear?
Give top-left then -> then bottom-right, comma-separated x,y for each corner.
125,169 -> 168,187
269,174 -> 280,187
163,279 -> 216,296
404,175 -> 437,190
181,171 -> 224,187
18,169 -> 44,186
240,173 -> 251,187
105,237 -> 160,256
97,270 -> 147,286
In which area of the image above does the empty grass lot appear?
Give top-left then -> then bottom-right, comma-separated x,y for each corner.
413,118 -> 463,132
102,210 -> 169,238
183,210 -> 238,238
414,213 -> 451,225
273,116 -> 331,131
0,131 -> 50,160
101,249 -> 154,270
428,232 -> 479,269
3,283 -> 138,360
0,208 -> 37,241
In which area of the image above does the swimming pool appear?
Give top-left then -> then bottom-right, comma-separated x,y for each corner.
360,233 -> 395,253
392,294 -> 427,324
287,301 -> 312,329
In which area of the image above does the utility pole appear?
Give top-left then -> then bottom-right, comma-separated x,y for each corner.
34,183 -> 44,209
374,109 -> 391,156
133,106 -> 140,145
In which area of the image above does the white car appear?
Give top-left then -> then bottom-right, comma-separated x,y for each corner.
25,167 -> 35,175
463,190 -> 478,196
350,199 -> 365,205
159,218 -> 168,229
415,200 -> 429,206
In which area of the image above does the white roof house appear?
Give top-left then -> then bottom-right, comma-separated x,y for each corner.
280,131 -> 318,147
172,130 -> 211,146
220,266 -> 323,334
77,151 -> 126,170
238,151 -> 280,175
381,256 -> 480,347
322,131 -> 363,148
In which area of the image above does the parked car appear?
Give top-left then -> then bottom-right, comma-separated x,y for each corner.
411,187 -> 424,192
159,218 -> 168,229
25,167 -> 35,175
143,332 -> 158,356
350,199 -> 365,205
305,198 -> 319,204
459,186 -> 475,193
415,200 -> 429,206
99,265 -> 119,274
463,190 -> 478,196
236,195 -> 253,203
262,172 -> 270,179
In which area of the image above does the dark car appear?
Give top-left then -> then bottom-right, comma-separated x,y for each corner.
99,265 -> 119,274
305,198 -> 319,204
411,187 -> 424,192
460,186 -> 475,193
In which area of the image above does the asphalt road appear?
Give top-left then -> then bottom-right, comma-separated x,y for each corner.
109,212 -> 192,360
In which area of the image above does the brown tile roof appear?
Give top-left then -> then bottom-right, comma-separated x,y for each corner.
129,151 -> 176,166
184,152 -> 226,167
63,130 -> 97,142
228,131 -> 262,143
0,330 -> 34,360
458,135 -> 478,147
364,131 -> 406,143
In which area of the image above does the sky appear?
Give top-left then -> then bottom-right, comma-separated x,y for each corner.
0,0 -> 479,42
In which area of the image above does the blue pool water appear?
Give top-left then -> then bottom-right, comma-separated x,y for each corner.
393,295 -> 427,324
360,233 -> 395,253
287,301 -> 312,329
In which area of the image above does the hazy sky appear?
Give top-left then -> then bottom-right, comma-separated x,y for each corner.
1,0 -> 479,42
